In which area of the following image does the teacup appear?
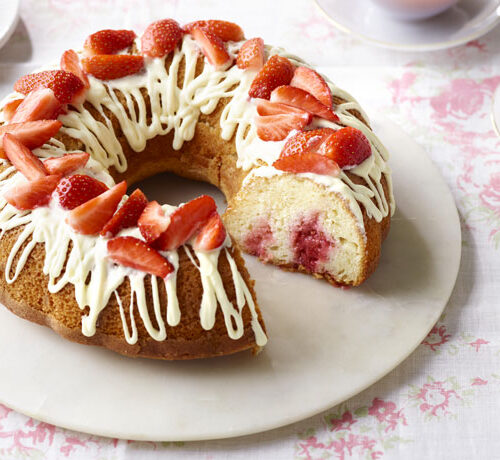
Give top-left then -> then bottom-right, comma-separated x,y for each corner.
371,0 -> 460,20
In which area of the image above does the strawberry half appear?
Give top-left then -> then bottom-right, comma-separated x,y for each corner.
154,195 -> 217,251
248,55 -> 295,100
66,180 -> 127,235
14,70 -> 84,104
0,120 -> 62,158
193,213 -> 226,251
138,200 -> 169,243
191,27 -> 232,70
2,133 -> 48,181
184,20 -> 244,42
255,98 -> 309,117
84,29 -> 136,56
60,49 -> 90,90
55,174 -> 108,210
81,55 -> 144,80
236,37 -> 264,70
4,174 -> 61,211
100,188 -> 148,237
270,85 -> 339,122
255,112 -> 311,142
273,153 -> 340,176
44,152 -> 90,176
280,128 -> 334,158
290,67 -> 332,107
2,99 -> 23,122
107,236 -> 174,278
318,127 -> 372,168
10,88 -> 62,123
141,19 -> 183,58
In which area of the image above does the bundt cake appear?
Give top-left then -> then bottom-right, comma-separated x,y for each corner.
0,19 -> 394,360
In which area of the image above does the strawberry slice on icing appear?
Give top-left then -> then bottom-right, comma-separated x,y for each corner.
318,127 -> 372,168
191,27 -> 232,70
84,29 -> 136,56
60,49 -> 90,90
248,55 -> 295,100
107,236 -> 174,278
2,133 -> 48,181
280,128 -> 335,158
270,85 -> 339,123
255,112 -> 311,142
255,98 -> 310,117
10,88 -> 62,123
290,67 -> 332,108
138,201 -> 170,243
141,19 -> 183,58
55,174 -> 108,210
273,153 -> 340,176
100,188 -> 148,237
2,99 -> 23,122
184,20 -> 244,42
236,38 -> 264,70
81,55 -> 144,81
193,213 -> 227,251
0,120 -> 63,158
154,195 -> 217,251
66,180 -> 127,235
4,174 -> 61,211
43,152 -> 90,176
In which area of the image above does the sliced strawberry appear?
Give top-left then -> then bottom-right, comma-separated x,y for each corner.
290,67 -> 332,107
100,188 -> 148,237
318,127 -> 372,168
66,181 -> 127,235
44,152 -> 90,176
4,174 -> 61,210
255,98 -> 309,117
55,174 -> 108,210
248,55 -> 295,100
2,99 -> 23,122
14,70 -> 84,104
138,200 -> 169,243
81,55 -> 144,80
141,19 -> 183,58
107,236 -> 174,278
10,88 -> 62,123
193,213 -> 226,251
236,37 -> 264,70
270,85 -> 339,123
60,49 -> 90,89
255,112 -> 311,142
0,120 -> 62,158
191,27 -> 232,70
154,195 -> 217,251
280,128 -> 335,158
184,20 -> 244,42
84,29 -> 136,56
2,133 -> 48,181
273,153 -> 340,176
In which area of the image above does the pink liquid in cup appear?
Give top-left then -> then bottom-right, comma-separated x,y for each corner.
371,0 -> 459,20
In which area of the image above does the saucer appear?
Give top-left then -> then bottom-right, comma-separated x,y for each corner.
493,85 -> 500,137
0,0 -> 19,50
313,0 -> 500,51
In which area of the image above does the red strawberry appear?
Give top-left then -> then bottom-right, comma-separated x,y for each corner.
100,188 -> 148,237
236,37 -> 264,70
4,174 -> 61,211
60,49 -> 90,90
10,88 -> 62,123
255,98 -> 309,116
154,195 -> 217,251
184,20 -> 244,42
138,200 -> 169,243
66,181 -> 127,235
2,133 -> 48,181
141,19 -> 183,58
107,236 -> 174,278
255,112 -> 311,142
44,152 -> 90,176
273,153 -> 340,176
248,55 -> 295,100
270,85 -> 339,122
2,99 -> 23,122
191,27 -> 232,70
0,120 -> 62,158
55,174 -> 108,210
193,213 -> 226,251
84,29 -> 136,56
81,55 -> 144,80
280,128 -> 334,158
14,70 -> 84,104
318,127 -> 372,168
290,67 -> 332,107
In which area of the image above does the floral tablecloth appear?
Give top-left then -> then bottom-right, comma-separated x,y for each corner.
0,0 -> 499,458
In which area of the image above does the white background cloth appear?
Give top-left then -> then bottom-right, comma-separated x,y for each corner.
0,0 -> 499,458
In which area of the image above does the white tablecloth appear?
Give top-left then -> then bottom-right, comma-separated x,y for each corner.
0,0 -> 499,458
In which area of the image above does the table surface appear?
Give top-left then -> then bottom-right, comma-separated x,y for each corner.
0,1 -> 499,459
